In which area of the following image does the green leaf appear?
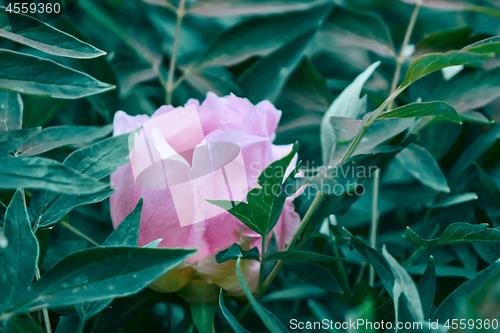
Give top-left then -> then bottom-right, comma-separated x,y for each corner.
4,315 -> 45,333
414,27 -> 475,56
432,259 -> 500,321
292,262 -> 343,293
448,124 -> 500,183
320,61 -> 380,165
406,223 -> 500,248
395,142 -> 450,193
462,35 -> 500,54
307,299 -> 339,333
265,250 -> 342,262
261,284 -> 326,303
219,289 -> 251,333
103,198 -> 143,246
0,127 -> 41,155
18,124 -> 113,156
0,49 -> 114,99
429,192 -> 478,208
432,67 -> 500,113
317,7 -> 395,57
5,247 -> 196,314
208,143 -> 299,236
402,0 -> 500,17
0,156 -> 108,194
417,256 -> 436,319
0,190 -> 39,313
344,297 -> 376,333
238,29 -> 318,103
235,257 -> 289,332
0,7 -> 106,59
63,133 -> 129,179
460,110 -> 494,124
188,0 -> 330,16
382,246 -> 424,325
199,5 -> 329,67
401,51 -> 493,88
215,243 -> 260,264
377,101 -> 461,124
0,91 -> 22,130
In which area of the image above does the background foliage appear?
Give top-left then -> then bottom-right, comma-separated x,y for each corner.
1,0 -> 500,332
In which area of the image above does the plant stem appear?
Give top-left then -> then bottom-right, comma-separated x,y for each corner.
259,232 -> 268,289
166,0 -> 186,105
60,221 -> 101,247
332,241 -> 352,298
35,268 -> 52,333
402,246 -> 424,267
369,168 -> 380,287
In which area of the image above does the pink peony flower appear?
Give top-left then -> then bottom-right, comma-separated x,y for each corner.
110,92 -> 300,296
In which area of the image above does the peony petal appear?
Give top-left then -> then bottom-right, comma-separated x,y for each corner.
113,110 -> 150,136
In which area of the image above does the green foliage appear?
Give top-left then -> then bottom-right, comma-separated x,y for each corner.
215,243 -> 260,263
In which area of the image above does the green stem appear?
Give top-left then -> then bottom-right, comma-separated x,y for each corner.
259,232 -> 268,289
332,241 -> 352,298
402,247 -> 425,267
166,0 -> 186,105
35,268 -> 52,333
60,221 -> 101,247
368,168 -> 380,287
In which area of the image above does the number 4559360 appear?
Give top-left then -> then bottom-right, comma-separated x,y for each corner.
6,2 -> 61,14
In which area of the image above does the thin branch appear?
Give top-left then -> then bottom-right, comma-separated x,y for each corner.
166,0 -> 186,105
60,221 -> 101,247
35,268 -> 52,333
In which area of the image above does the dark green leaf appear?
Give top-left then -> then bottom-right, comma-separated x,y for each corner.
0,49 -> 114,99
188,0 -> 330,16
219,289 -> 251,333
378,101 -> 461,124
103,198 -> 143,246
0,156 -> 108,194
462,35 -> 500,54
406,223 -> 500,248
238,29 -> 317,103
0,127 -> 41,155
0,190 -> 39,313
18,124 -> 113,156
215,243 -> 260,264
0,91 -> 22,130
292,262 -> 343,293
266,250 -> 342,262
344,297 -> 376,333
5,247 -> 196,314
414,26 -> 475,56
320,62 -> 380,165
460,110 -> 494,124
0,7 -> 106,59
261,284 -> 326,302
317,7 -> 395,57
4,315 -> 45,333
432,259 -> 500,321
429,192 -> 478,208
208,143 -> 298,235
401,51 -> 493,88
235,257 -> 289,332
199,5 -> 329,66
395,142 -> 450,193
417,256 -> 436,319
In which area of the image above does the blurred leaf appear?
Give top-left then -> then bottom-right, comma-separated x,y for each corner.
382,246 -> 424,324
4,315 -> 45,333
238,29 -> 317,103
0,7 -> 106,59
432,67 -> 500,113
395,142 -> 450,193
292,262 -> 343,293
0,156 -> 107,194
460,110 -> 494,124
414,27 -> 476,56
266,250 -> 342,262
215,243 -> 260,264
462,35 -> 500,54
103,198 -> 143,246
18,124 -> 113,156
235,257 -> 289,332
307,299 -> 339,333
0,91 -> 22,130
448,124 -> 500,183
417,256 -> 436,319
184,67 -> 242,97
402,0 -> 500,17
219,290 -> 251,333
344,297 -> 376,333
432,259 -> 500,321
320,61 -> 380,165
429,192 -> 478,208
208,143 -> 298,236
377,101 -> 461,124
0,49 -> 114,99
401,51 -> 493,88
261,284 -> 326,302
0,127 -> 41,155
22,96 -> 71,128
317,6 -> 395,57
188,0 -> 330,16
475,163 -> 500,208
0,190 -> 39,313
406,223 -> 500,248
5,247 -> 196,314
199,5 -> 329,66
